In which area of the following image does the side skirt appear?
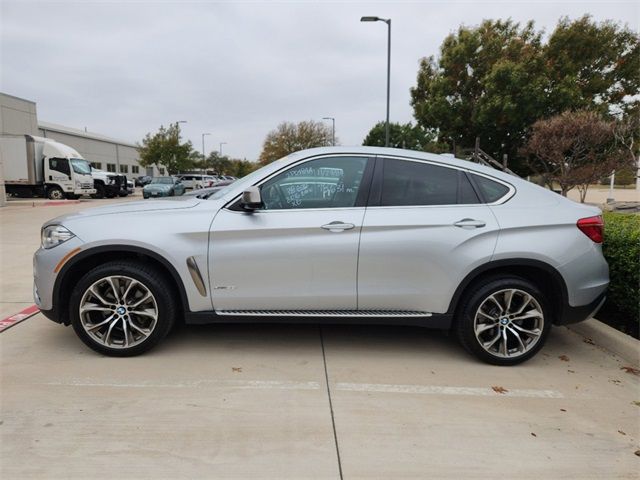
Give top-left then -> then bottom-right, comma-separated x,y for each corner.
184,310 -> 453,329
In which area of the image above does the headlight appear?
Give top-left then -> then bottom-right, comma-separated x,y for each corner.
41,225 -> 75,249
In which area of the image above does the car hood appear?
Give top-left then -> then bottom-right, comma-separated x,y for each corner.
45,197 -> 202,226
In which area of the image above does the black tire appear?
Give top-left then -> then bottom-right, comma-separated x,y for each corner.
69,261 -> 176,357
455,275 -> 552,366
47,186 -> 64,200
91,183 -> 105,199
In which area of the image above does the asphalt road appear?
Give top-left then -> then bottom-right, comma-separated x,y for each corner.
1,195 -> 638,479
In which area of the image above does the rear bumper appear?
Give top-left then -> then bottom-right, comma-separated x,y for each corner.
556,292 -> 606,325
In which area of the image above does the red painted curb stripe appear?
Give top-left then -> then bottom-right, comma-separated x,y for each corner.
0,305 -> 40,333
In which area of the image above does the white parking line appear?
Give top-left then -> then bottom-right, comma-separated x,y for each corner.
42,379 -> 322,390
335,382 -> 564,398
41,379 -> 564,398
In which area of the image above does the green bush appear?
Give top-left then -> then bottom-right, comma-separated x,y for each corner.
602,212 -> 640,323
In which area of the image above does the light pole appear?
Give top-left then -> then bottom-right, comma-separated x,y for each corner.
219,142 -> 227,156
201,133 -> 211,173
322,117 -> 336,146
360,16 -> 391,147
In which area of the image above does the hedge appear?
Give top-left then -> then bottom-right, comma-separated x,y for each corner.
602,212 -> 640,323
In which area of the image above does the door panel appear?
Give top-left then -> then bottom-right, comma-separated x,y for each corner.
357,205 -> 499,313
208,155 -> 373,311
209,208 -> 365,310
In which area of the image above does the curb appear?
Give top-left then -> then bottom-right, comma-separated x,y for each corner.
6,199 -> 83,207
0,305 -> 40,333
566,318 -> 639,367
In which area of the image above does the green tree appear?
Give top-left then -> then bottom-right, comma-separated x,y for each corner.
259,120 -> 334,165
137,123 -> 195,174
362,121 -> 448,152
410,16 -> 640,172
204,151 -> 259,178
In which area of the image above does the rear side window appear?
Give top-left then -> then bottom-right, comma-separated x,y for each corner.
380,159 -> 479,206
471,174 -> 510,203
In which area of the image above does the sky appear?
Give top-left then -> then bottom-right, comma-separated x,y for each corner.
1,0 -> 638,161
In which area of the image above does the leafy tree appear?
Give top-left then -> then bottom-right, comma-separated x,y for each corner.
204,151 -> 259,177
137,123 -> 195,174
259,120 -> 334,165
362,121 -> 448,152
522,110 -> 631,201
546,16 -> 640,117
410,16 -> 640,172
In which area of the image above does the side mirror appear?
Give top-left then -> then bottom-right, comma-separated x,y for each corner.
240,186 -> 263,211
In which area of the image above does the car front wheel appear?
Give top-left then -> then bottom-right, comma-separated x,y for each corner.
69,261 -> 176,356
456,276 -> 552,365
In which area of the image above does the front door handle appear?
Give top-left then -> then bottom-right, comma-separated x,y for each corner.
453,218 -> 486,229
321,221 -> 355,232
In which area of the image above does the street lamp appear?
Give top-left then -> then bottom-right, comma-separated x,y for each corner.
360,15 -> 391,147
201,132 -> 211,165
322,117 -> 336,146
219,142 -> 227,156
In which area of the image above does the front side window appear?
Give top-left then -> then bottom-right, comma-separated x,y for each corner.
260,156 -> 368,210
381,159 -> 479,206
49,158 -> 70,177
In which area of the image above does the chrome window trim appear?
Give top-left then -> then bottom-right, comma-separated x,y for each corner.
374,154 -> 516,207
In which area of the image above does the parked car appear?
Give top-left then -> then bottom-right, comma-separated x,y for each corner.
126,180 -> 135,195
135,175 -> 152,187
178,174 -> 217,189
142,176 -> 185,198
34,147 -> 608,363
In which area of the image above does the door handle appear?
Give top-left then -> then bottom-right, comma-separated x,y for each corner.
321,221 -> 355,232
453,218 -> 486,229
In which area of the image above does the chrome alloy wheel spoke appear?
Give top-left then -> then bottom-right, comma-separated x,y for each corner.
473,288 -> 544,358
79,275 -> 158,349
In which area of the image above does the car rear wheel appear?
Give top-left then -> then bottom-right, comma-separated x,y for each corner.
69,261 -> 176,356
456,276 -> 551,365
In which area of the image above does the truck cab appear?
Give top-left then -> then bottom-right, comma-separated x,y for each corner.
2,135 -> 96,199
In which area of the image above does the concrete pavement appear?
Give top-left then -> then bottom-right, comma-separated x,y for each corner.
1,195 -> 638,479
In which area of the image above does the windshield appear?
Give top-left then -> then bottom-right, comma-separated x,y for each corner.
150,177 -> 173,184
70,158 -> 92,175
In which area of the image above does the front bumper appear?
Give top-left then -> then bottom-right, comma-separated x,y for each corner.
74,187 -> 97,195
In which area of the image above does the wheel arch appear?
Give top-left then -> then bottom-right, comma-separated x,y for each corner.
447,259 -> 569,324
53,245 -> 189,325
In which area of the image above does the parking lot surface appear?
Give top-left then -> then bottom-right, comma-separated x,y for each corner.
1,196 -> 639,479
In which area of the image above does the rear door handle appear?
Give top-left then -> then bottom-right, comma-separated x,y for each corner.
453,218 -> 486,229
321,221 -> 355,232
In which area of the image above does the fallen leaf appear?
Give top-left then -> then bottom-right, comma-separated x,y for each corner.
610,379 -> 622,385
559,355 -> 570,362
560,408 -> 567,412
618,430 -> 626,435
621,366 -> 640,376
531,432 -> 537,437
583,338 -> 595,345
232,367 -> 242,373
492,386 -> 508,394
635,450 -> 640,457
632,401 -> 640,407
568,369 -> 575,373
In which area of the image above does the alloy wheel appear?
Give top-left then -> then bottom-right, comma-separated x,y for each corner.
78,275 -> 158,349
474,288 -> 544,358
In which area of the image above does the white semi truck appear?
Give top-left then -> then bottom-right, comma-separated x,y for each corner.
1,135 -> 96,199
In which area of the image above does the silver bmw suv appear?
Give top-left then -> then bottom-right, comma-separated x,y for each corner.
33,147 -> 608,365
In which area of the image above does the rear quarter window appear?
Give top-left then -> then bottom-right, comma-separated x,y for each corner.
471,174 -> 511,203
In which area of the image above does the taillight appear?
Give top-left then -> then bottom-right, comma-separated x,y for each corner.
577,215 -> 604,243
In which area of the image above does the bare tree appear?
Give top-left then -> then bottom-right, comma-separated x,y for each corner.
259,121 -> 334,165
523,110 -> 630,202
